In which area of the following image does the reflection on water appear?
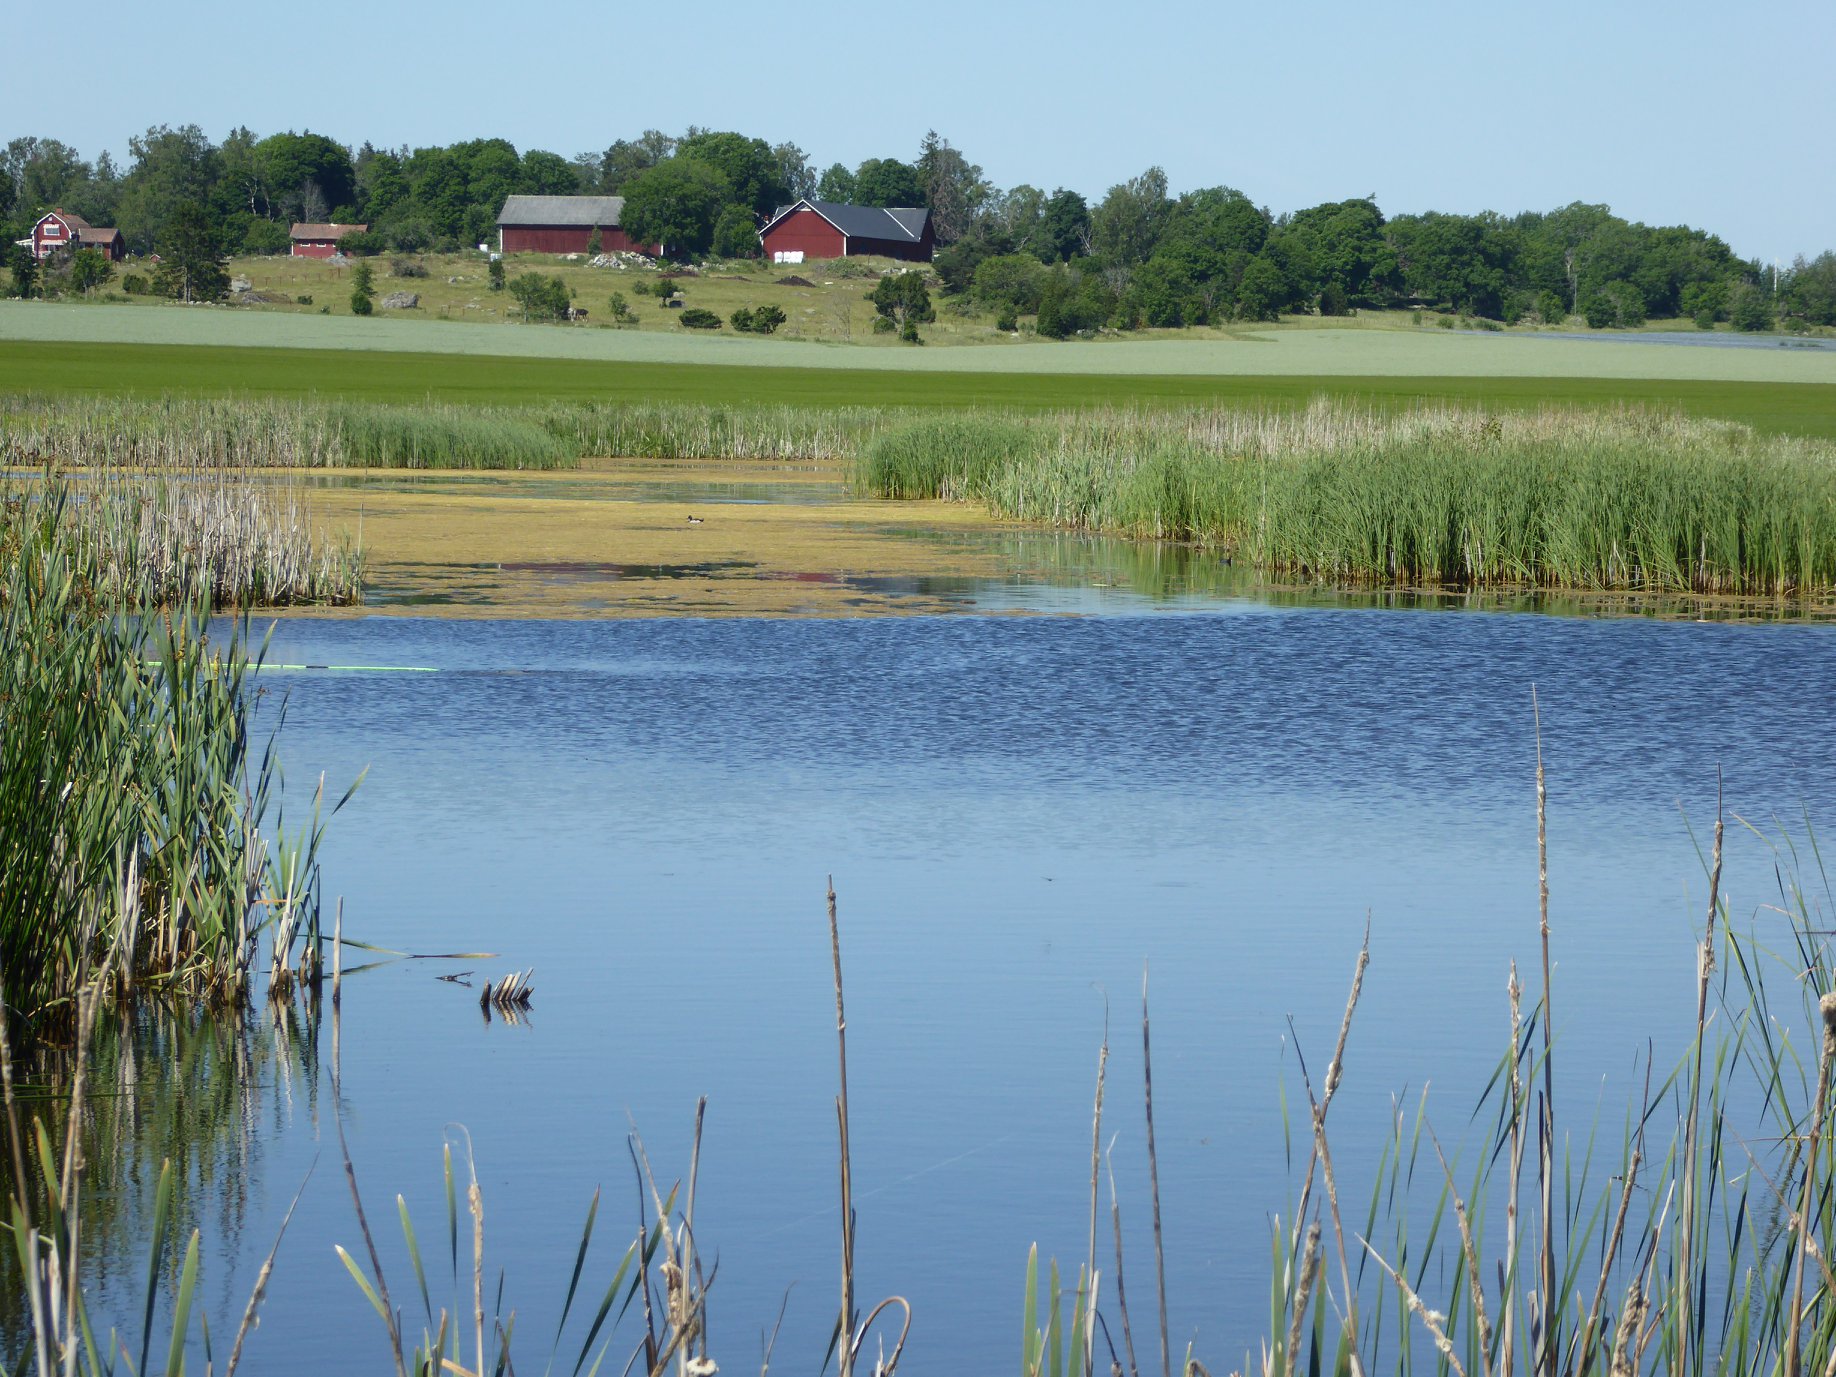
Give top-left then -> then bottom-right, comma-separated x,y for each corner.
0,1000 -> 320,1351
66,605 -> 1817,1376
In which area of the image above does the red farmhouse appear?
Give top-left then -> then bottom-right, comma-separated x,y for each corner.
31,209 -> 125,261
495,195 -> 660,256
758,199 -> 933,263
291,223 -> 368,258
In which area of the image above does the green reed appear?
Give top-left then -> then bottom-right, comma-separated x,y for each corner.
0,480 -> 356,1022
1209,799 -> 1836,1377
0,394 -> 890,471
860,401 -> 1836,595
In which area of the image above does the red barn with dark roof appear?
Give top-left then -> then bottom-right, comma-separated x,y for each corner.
31,210 -> 125,261
759,200 -> 933,263
495,195 -> 660,255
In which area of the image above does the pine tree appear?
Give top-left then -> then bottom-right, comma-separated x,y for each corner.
350,261 -> 375,316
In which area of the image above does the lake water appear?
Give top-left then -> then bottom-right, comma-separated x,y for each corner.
26,597 -> 1836,1374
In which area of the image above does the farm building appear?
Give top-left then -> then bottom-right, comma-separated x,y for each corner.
290,223 -> 369,258
31,210 -> 125,261
495,195 -> 660,256
758,200 -> 933,263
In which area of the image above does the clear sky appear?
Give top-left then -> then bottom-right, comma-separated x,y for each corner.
5,0 -> 1830,262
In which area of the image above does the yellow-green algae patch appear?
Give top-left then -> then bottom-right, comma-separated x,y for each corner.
292,457 -> 1028,618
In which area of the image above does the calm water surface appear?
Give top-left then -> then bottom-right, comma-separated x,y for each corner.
54,601 -> 1836,1372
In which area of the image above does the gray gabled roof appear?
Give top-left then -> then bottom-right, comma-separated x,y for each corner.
497,195 -> 627,228
763,199 -> 930,243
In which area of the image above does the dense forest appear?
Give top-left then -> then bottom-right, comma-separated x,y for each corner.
4,124 -> 1834,334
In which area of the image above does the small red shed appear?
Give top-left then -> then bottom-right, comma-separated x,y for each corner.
291,223 -> 369,258
759,200 -> 933,263
31,210 -> 126,261
495,195 -> 660,256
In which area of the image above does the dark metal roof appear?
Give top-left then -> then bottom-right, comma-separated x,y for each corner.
496,195 -> 627,228
763,199 -> 929,243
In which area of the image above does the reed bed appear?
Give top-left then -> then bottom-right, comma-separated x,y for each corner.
0,480 -> 354,1022
40,467 -> 363,608
0,394 -> 886,471
525,399 -> 886,462
860,401 -> 1836,595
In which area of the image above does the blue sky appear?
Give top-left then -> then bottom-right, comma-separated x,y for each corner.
6,0 -> 1830,261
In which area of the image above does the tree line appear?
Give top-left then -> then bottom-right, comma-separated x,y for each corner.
3,124 -> 1833,332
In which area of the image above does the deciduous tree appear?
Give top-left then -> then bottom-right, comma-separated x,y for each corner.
853,158 -> 924,208
916,130 -> 987,244
68,246 -> 114,296
151,199 -> 229,302
620,158 -> 733,258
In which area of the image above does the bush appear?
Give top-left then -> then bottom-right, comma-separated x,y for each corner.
996,307 -> 1018,332
487,258 -> 505,291
729,304 -> 785,334
608,291 -> 634,324
298,294 -> 313,306
872,315 -> 896,334
241,219 -> 292,255
336,229 -> 383,256
390,257 -> 429,279
1537,290 -> 1566,326
385,221 -> 432,253
868,271 -> 934,326
900,320 -> 923,344
122,272 -> 149,296
1318,282 -> 1350,316
1729,281 -> 1776,333
678,307 -> 723,329
1583,280 -> 1647,329
509,271 -> 570,321
970,254 -> 1048,315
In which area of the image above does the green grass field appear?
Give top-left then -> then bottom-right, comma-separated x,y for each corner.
4,334 -> 1835,436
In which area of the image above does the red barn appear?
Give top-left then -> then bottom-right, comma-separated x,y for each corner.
759,199 -> 933,263
291,223 -> 369,258
31,209 -> 125,261
495,195 -> 660,256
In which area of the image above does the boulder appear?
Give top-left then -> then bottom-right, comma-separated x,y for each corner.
381,291 -> 420,310
230,276 -> 253,293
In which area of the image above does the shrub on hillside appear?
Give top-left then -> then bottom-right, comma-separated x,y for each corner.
390,257 -> 429,278
678,307 -> 723,329
729,304 -> 785,334
509,272 -> 570,321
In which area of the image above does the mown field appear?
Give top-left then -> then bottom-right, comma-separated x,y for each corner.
4,334 -> 1835,437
